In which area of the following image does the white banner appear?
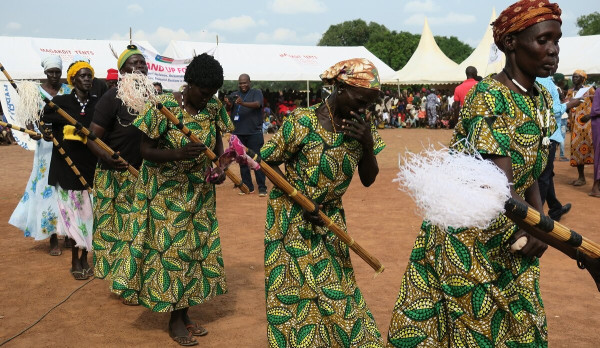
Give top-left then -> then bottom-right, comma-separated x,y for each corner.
1,82 -> 37,151
137,45 -> 191,91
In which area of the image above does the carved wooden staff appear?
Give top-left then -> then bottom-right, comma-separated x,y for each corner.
0,62 -> 139,178
228,140 -> 384,273
0,119 -> 92,193
505,198 -> 600,258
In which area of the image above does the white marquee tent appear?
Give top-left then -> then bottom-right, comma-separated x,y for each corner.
163,41 -> 397,82
391,18 -> 459,85
0,36 -> 158,80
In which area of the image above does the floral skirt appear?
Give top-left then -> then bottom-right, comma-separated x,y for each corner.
56,185 -> 94,251
9,140 -> 62,240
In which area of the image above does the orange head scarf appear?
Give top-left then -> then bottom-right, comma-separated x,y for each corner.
320,58 -> 381,91
573,70 -> 588,83
492,0 -> 561,52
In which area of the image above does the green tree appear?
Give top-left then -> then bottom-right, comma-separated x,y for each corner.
576,12 -> 600,36
318,20 -> 473,71
434,36 -> 474,64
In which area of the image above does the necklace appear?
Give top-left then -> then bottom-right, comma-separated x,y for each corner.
503,69 -> 529,94
533,84 -> 551,147
74,93 -> 88,115
324,99 -> 339,133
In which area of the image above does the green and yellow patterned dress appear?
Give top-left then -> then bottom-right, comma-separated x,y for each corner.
110,93 -> 233,311
261,105 -> 386,348
387,77 -> 556,347
93,169 -> 136,279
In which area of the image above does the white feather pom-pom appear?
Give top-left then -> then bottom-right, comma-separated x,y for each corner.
117,72 -> 157,115
15,81 -> 43,125
394,145 -> 511,230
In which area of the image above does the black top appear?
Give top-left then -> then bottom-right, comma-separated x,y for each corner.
230,88 -> 264,135
92,88 -> 143,169
42,92 -> 98,190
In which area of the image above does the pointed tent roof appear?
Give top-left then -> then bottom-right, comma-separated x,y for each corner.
392,18 -> 459,84
455,9 -> 504,80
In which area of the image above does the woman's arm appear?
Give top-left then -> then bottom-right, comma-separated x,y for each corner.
86,122 -> 129,170
140,134 -> 206,163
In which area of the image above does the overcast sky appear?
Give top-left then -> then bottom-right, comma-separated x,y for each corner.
1,0 -> 598,52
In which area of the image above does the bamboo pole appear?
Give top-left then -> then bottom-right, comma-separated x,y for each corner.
0,62 -> 139,178
154,102 -> 249,193
0,120 -> 41,137
505,198 -> 600,258
243,147 -> 384,273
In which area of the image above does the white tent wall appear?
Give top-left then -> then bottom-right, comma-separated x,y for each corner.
0,36 -> 158,80
163,41 -> 397,82
555,34 -> 600,76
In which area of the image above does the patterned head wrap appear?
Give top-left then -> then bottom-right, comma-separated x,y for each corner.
118,45 -> 143,70
320,58 -> 381,90
492,0 -> 561,52
41,55 -> 62,72
67,61 -> 94,85
573,70 -> 587,82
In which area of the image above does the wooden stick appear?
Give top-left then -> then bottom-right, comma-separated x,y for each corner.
505,198 -> 600,258
154,102 -> 249,193
244,148 -> 384,273
0,120 -> 41,137
0,62 -> 139,178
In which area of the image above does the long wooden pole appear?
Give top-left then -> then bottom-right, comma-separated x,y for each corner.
0,62 -> 139,178
0,120 -> 41,137
154,102 -> 249,193
244,147 -> 384,273
505,198 -> 600,258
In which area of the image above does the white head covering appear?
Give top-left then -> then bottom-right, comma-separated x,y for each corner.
72,54 -> 90,63
41,55 -> 63,72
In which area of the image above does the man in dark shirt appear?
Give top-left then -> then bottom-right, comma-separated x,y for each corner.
226,74 -> 267,196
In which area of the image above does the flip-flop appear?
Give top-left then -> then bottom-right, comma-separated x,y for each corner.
589,192 -> 600,198
49,248 -> 62,256
169,328 -> 198,346
70,269 -> 89,280
573,180 -> 587,186
186,323 -> 208,337
83,267 -> 94,278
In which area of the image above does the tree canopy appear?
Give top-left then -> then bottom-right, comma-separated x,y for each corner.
576,12 -> 600,36
318,19 -> 473,71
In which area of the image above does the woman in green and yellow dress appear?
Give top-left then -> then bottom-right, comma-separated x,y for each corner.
261,58 -> 386,347
387,1 -> 600,347
115,54 -> 232,346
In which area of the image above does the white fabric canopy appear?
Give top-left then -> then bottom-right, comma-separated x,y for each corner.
0,36 -> 158,80
456,9 -> 504,80
392,18 -> 459,84
555,34 -> 600,75
163,41 -> 397,82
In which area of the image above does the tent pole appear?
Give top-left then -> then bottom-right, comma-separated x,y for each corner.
306,80 -> 309,107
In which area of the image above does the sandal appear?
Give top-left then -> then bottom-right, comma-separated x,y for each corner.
70,269 -> 89,280
49,248 -> 62,256
83,267 -> 94,278
186,323 -> 208,337
169,327 -> 198,346
571,179 -> 586,186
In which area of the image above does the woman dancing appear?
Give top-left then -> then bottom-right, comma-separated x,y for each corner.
9,55 -> 72,255
261,58 -> 386,347
120,53 -> 232,346
42,61 -> 97,279
387,1 -> 600,347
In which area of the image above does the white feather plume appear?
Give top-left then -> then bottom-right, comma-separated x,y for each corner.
116,72 -> 157,114
394,145 -> 511,230
14,81 -> 43,125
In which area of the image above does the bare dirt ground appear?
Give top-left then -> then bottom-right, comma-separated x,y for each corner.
1,128 -> 599,347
